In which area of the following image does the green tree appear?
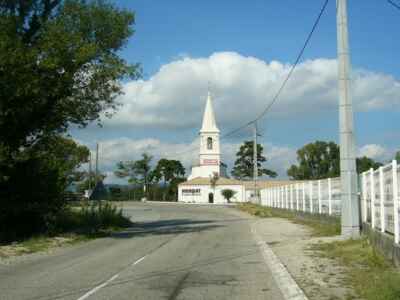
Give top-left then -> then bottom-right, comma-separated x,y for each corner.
152,159 -> 185,201
356,156 -> 383,173
287,141 -> 383,180
287,141 -> 340,180
115,153 -> 153,199
221,189 -> 236,203
396,151 -> 400,164
0,0 -> 139,153
231,141 -> 277,180
0,136 -> 90,241
0,0 -> 139,241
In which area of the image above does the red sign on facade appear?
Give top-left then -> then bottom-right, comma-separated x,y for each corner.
202,159 -> 219,166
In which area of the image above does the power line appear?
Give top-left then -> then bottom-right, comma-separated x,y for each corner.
388,0 -> 400,11
150,0 -> 331,160
220,0 -> 330,140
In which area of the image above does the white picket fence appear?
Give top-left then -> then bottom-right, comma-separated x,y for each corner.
361,160 -> 400,243
261,177 -> 342,215
260,160 -> 400,243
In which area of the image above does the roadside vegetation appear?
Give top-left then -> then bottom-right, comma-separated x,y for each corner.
0,201 -> 132,258
238,203 -> 340,236
239,203 -> 400,300
313,239 -> 400,300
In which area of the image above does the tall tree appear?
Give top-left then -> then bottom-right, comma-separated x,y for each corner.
0,0 -> 139,151
152,159 -> 185,201
287,141 -> 383,180
356,156 -> 383,173
231,141 -> 277,180
0,0 -> 139,241
287,141 -> 340,180
115,153 -> 153,198
396,151 -> 400,164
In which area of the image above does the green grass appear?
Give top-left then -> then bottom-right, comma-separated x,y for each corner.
313,239 -> 400,300
0,202 -> 132,258
238,203 -> 340,237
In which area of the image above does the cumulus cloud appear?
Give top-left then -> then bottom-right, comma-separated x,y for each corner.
358,144 -> 388,161
86,136 -> 295,183
103,52 -> 400,131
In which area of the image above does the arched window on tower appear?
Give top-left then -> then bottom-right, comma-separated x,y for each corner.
207,137 -> 213,150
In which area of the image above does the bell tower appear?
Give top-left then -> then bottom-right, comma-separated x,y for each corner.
198,91 -> 220,176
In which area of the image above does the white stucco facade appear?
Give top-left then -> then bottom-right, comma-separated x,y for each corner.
178,178 -> 246,204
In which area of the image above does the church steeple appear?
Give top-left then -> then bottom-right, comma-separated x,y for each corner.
200,91 -> 219,133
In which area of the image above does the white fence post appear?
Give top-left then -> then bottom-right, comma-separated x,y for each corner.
309,181 -> 313,213
285,185 -> 288,209
370,168 -> 375,229
290,185 -> 294,210
318,180 -> 322,214
328,178 -> 332,215
379,166 -> 385,233
273,188 -> 276,207
393,160 -> 399,244
296,183 -> 299,211
362,172 -> 367,222
302,182 -> 306,212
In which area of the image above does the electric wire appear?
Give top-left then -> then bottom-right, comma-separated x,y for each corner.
221,0 -> 330,140
152,0 -> 331,160
388,0 -> 400,11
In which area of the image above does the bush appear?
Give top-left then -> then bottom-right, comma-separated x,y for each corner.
49,201 -> 132,235
0,156 -> 66,242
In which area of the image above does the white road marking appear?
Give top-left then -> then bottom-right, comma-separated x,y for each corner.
132,255 -> 147,266
251,223 -> 308,300
77,274 -> 119,300
76,255 -> 147,300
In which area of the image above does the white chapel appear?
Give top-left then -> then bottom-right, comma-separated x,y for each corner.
178,91 -> 246,204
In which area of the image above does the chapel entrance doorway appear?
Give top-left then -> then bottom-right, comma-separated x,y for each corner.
208,193 -> 214,204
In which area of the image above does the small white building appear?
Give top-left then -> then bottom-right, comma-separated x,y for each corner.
178,90 -> 290,204
178,91 -> 243,204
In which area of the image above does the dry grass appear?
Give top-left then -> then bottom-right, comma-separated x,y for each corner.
313,239 -> 400,300
237,203 -> 340,237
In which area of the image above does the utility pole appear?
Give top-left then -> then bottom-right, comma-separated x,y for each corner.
95,142 -> 99,184
337,0 -> 360,238
88,151 -> 92,191
253,122 -> 259,204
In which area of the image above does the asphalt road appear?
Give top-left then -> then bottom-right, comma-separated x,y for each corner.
0,202 -> 283,300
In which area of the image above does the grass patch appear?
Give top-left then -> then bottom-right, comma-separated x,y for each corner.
313,238 -> 400,300
237,203 -> 340,237
0,202 -> 132,258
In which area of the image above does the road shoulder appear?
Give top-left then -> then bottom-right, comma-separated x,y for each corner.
252,217 -> 357,300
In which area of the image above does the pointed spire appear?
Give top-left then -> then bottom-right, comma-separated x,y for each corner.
200,90 -> 219,133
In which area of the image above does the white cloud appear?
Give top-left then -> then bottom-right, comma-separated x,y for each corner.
358,144 -> 388,161
85,136 -> 295,183
103,52 -> 400,131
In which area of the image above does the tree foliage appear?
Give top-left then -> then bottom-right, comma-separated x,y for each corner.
0,0 -> 140,152
0,0 -> 138,241
356,156 -> 383,174
231,141 -> 277,180
221,189 -> 236,203
152,159 -> 185,201
115,153 -> 153,197
287,141 -> 340,180
287,141 -> 383,180
396,151 -> 400,164
0,136 -> 90,241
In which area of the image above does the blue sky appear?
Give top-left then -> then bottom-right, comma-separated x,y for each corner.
71,0 -> 400,182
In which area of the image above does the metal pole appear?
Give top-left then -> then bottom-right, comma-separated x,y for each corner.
88,151 -> 92,191
95,142 -> 99,184
253,122 -> 259,204
337,0 -> 360,238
